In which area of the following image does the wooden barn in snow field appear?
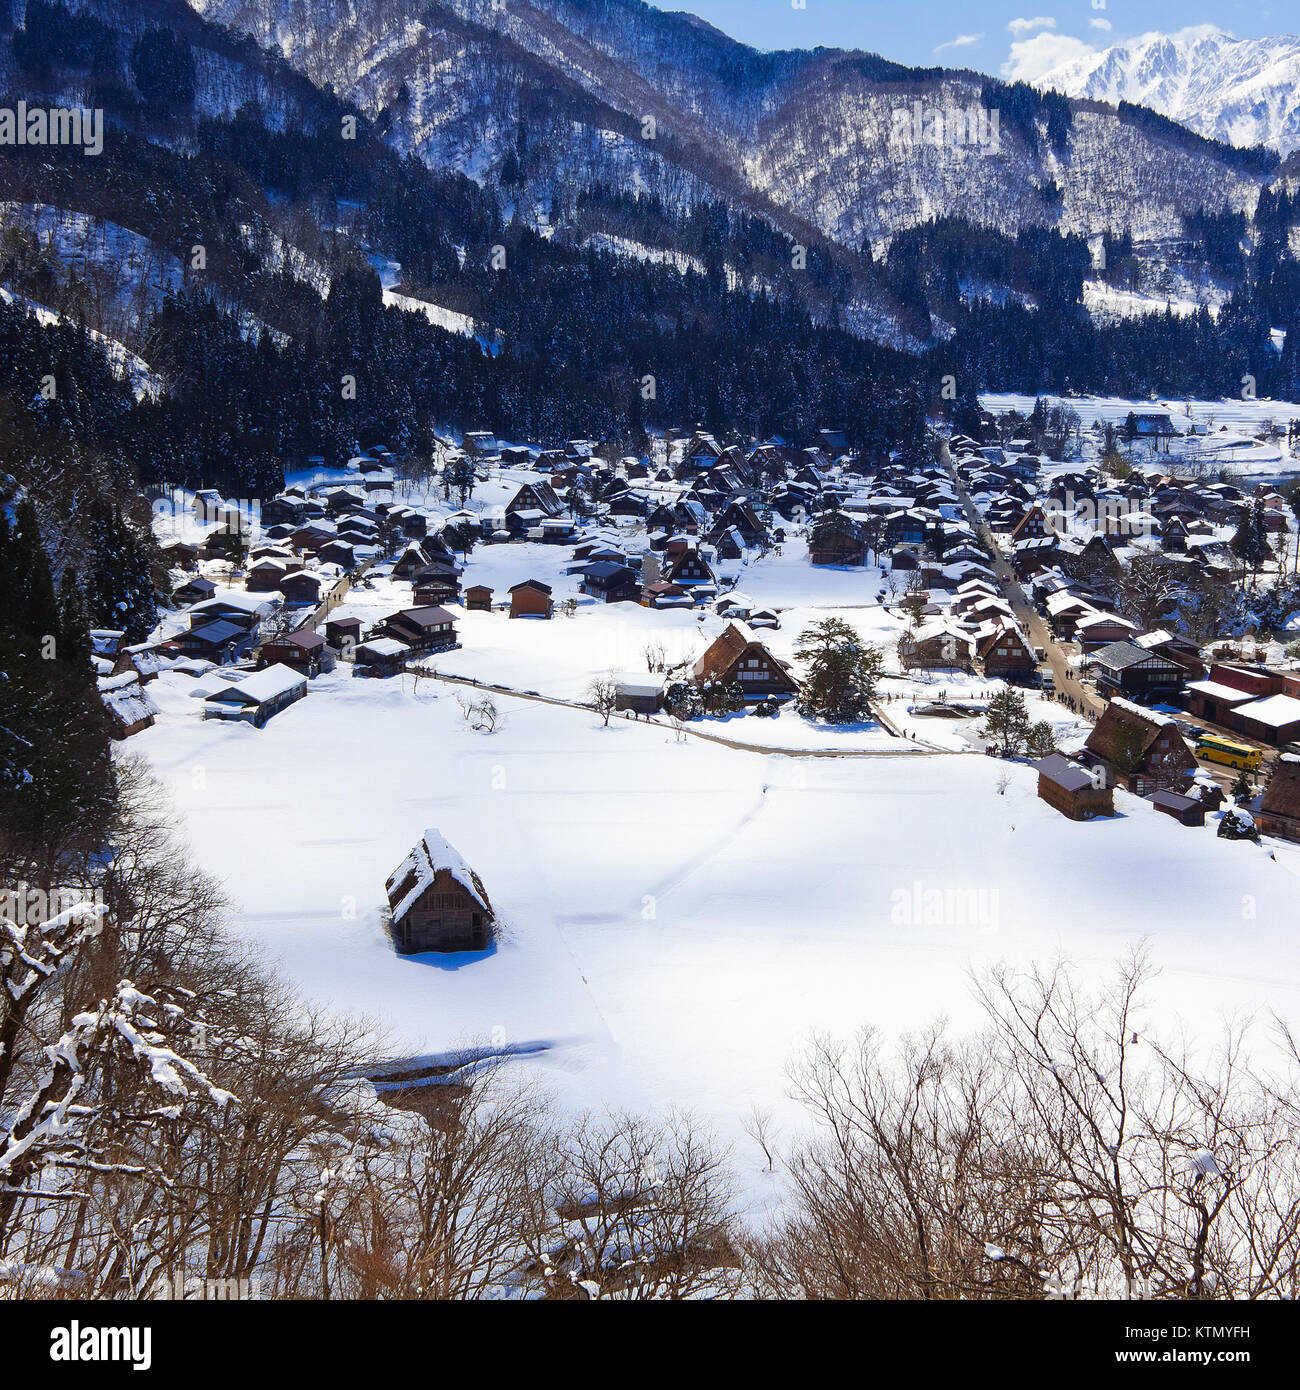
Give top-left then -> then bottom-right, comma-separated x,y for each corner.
508,579 -> 553,618
386,830 -> 494,954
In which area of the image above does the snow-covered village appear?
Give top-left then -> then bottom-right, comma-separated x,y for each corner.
67,403 -> 1300,1302
4,0 -> 1300,1347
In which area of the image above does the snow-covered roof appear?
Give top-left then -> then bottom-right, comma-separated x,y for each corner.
386,829 -> 490,921
1077,611 -> 1137,631
1046,591 -> 1097,616
205,663 -> 306,706
1235,693 -> 1300,728
186,671 -> 242,699
99,675 -> 157,726
613,674 -> 664,697
189,591 -> 274,617
911,619 -> 976,646
1034,753 -> 1097,793
1109,696 -> 1174,728
1185,679 -> 1255,704
357,638 -> 410,658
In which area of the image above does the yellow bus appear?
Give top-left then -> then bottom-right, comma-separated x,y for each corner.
1196,735 -> 1263,772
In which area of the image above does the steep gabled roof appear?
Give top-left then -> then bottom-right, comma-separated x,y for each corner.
99,674 -> 157,728
386,830 -> 491,921
1085,698 -> 1176,767
690,623 -> 797,689
977,624 -> 1031,660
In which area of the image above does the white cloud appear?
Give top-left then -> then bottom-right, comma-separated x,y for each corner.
1089,17 -> 1112,31
1002,32 -> 1097,81
935,33 -> 984,54
1007,16 -> 1057,38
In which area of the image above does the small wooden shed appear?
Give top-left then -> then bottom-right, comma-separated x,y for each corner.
509,580 -> 553,619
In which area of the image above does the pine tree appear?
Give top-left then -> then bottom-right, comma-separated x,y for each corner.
10,500 -> 60,652
0,505 -> 114,880
86,499 -> 158,641
58,568 -> 92,671
1230,500 -> 1272,590
983,687 -> 1031,757
794,618 -> 884,723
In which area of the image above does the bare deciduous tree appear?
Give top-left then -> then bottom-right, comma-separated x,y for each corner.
586,676 -> 618,726
456,693 -> 502,733
748,953 -> 1300,1301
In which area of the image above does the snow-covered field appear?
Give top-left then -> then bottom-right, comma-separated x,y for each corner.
330,541 -> 914,752
981,391 -> 1300,437
381,287 -> 476,337
132,656 -> 1300,1189
1082,279 -> 1209,324
981,391 -> 1300,480
134,445 -> 1300,1197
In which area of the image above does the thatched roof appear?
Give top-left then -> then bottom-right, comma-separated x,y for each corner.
1085,699 -> 1172,768
976,624 -> 1031,661
386,830 -> 491,921
692,622 -> 756,682
691,623 -> 796,689
1262,756 -> 1300,821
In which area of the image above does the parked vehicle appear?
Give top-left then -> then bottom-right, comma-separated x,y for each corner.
1196,735 -> 1262,772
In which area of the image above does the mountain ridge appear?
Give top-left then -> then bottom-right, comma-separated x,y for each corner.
1036,26 -> 1300,158
184,1 -> 1278,264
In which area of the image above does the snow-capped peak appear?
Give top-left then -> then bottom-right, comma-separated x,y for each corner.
1036,26 -> 1300,156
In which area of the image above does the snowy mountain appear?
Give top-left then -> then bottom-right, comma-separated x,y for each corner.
186,0 -> 1275,257
1036,26 -> 1300,158
4,0 -> 1295,401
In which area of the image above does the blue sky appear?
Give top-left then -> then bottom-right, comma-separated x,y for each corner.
667,1 -> 1291,75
